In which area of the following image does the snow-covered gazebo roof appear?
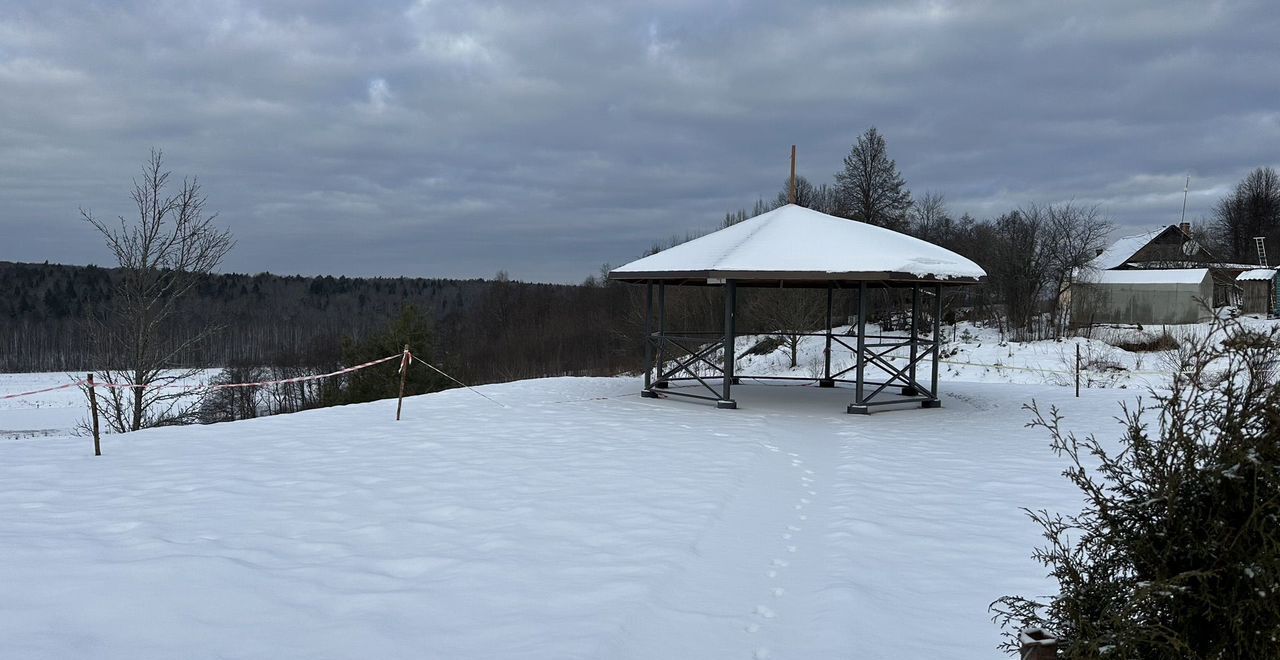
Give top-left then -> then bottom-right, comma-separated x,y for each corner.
608,204 -> 985,286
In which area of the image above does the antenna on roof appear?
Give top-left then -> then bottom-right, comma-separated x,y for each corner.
1180,175 -> 1190,228
789,145 -> 797,205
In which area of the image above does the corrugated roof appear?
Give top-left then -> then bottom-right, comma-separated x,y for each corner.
1237,268 -> 1277,281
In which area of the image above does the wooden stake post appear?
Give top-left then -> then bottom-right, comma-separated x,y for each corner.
87,373 -> 101,456
1075,343 -> 1081,398
396,344 -> 410,421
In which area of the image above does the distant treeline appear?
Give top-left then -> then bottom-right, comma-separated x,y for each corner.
0,261 -> 640,383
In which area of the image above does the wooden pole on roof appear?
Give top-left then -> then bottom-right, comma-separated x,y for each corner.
789,145 -> 797,204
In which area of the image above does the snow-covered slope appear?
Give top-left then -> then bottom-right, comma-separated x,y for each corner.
2,372 -> 1135,659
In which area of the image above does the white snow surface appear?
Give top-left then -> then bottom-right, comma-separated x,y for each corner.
1086,267 -> 1209,285
1087,227 -> 1168,270
1237,268 -> 1276,281
0,372 -> 84,439
610,204 -> 986,280
11,319 -> 1280,658
2,359 -> 1145,659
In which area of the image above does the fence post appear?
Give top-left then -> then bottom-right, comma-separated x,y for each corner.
87,373 -> 101,456
1075,343 -> 1080,398
396,344 -> 410,421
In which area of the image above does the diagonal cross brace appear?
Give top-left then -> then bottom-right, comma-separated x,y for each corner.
664,337 -> 728,376
859,349 -> 935,403
654,338 -> 726,398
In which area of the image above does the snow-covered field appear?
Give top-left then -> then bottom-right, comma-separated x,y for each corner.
0,372 -> 86,439
0,371 -> 213,440
0,321 -> 1262,659
735,316 -> 1280,390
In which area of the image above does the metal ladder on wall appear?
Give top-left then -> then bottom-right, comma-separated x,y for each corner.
1252,236 -> 1279,318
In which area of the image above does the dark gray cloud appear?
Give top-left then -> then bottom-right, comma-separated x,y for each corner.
2,0 -> 1277,281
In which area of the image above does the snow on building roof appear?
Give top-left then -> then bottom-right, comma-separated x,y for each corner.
609,204 -> 986,283
1086,268 -> 1210,285
1088,227 -> 1170,270
1237,268 -> 1277,281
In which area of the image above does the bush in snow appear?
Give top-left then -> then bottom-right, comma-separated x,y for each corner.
198,364 -> 265,423
993,317 -> 1280,658
331,304 -> 450,406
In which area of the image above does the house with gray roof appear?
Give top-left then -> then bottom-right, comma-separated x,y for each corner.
1070,223 -> 1255,325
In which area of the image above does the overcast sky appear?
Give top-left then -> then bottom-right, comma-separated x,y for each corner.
2,1 -> 1277,282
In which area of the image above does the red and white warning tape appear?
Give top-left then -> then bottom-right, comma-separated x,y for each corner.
0,381 -> 85,400
0,353 -> 404,399
1,352 -> 510,409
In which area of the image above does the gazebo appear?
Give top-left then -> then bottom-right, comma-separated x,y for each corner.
608,204 -> 986,413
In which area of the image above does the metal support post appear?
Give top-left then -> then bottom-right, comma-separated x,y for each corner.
923,284 -> 943,408
718,281 -> 737,409
642,282 -> 655,396
903,285 -> 920,396
654,283 -> 667,389
821,284 -> 834,387
849,282 -> 869,414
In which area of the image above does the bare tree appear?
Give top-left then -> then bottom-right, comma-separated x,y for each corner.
988,208 -> 1050,340
1213,167 -> 1280,263
1042,202 -> 1111,336
81,149 -> 234,432
746,289 -> 825,368
981,202 -> 1110,340
909,191 -> 951,242
772,175 -> 840,214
